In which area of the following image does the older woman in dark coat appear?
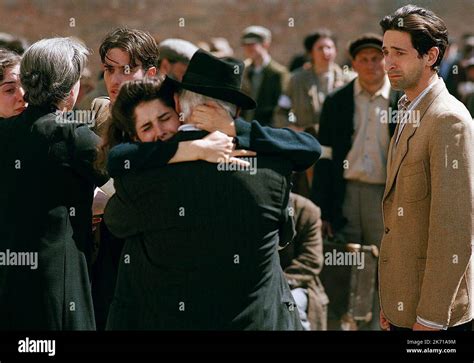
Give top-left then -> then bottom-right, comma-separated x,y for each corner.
0,38 -> 108,330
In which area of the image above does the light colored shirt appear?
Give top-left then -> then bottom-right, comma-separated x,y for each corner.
178,124 -> 201,132
395,77 -> 439,144
343,76 -> 391,184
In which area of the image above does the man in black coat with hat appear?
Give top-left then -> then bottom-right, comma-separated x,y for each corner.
104,50 -> 321,330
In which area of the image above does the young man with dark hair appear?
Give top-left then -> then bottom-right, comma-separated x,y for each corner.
89,27 -> 159,330
378,4 -> 473,331
92,27 -> 159,136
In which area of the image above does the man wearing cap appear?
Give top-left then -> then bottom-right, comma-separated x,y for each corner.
311,33 -> 402,329
104,49 -> 321,330
241,25 -> 289,126
158,38 -> 198,82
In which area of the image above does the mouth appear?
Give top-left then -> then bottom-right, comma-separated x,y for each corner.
388,74 -> 402,79
14,106 -> 26,113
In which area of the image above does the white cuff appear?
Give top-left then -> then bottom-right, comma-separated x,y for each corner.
278,95 -> 292,109
320,145 -> 333,160
416,316 -> 448,330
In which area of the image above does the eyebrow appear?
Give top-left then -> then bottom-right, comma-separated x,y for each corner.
0,80 -> 16,87
382,46 -> 408,52
140,121 -> 152,130
157,111 -> 170,120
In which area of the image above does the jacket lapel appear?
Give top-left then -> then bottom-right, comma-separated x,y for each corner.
383,78 -> 447,201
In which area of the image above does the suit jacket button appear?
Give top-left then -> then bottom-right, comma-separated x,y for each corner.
384,227 -> 390,234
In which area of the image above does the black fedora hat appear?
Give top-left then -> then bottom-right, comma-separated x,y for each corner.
167,49 -> 257,110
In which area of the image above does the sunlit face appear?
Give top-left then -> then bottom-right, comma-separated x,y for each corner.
103,48 -> 155,103
242,42 -> 266,61
133,99 -> 181,142
352,47 -> 386,86
382,30 -> 424,91
311,37 -> 336,69
0,64 -> 26,118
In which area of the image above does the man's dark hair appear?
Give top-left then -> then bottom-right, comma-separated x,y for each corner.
99,27 -> 159,70
380,4 -> 448,72
303,29 -> 337,53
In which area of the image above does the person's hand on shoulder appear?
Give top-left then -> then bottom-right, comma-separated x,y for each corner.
189,101 -> 236,136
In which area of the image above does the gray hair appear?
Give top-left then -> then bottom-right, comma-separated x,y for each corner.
20,37 -> 89,107
179,89 -> 237,122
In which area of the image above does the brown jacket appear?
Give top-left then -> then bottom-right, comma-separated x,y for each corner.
91,96 -> 111,137
379,78 -> 473,328
279,193 -> 329,330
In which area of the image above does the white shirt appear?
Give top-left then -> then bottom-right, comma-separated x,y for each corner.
344,76 -> 391,184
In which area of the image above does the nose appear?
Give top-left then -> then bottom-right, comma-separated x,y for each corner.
151,124 -> 166,142
110,71 -> 123,87
384,54 -> 396,72
16,87 -> 25,105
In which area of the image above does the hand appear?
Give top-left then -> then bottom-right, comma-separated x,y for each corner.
189,101 -> 236,136
321,220 -> 334,239
194,131 -> 256,167
380,310 -> 391,331
412,322 -> 440,331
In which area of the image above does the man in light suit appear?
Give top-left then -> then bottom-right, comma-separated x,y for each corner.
379,5 -> 473,331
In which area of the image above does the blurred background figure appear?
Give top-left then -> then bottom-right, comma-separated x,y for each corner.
439,37 -> 459,80
208,37 -> 234,58
445,33 -> 474,100
279,193 -> 329,330
0,49 -> 26,118
76,71 -> 108,110
75,66 -> 96,109
276,29 -> 354,199
276,29 -> 354,134
0,32 -> 29,54
458,57 -> 474,116
158,38 -> 198,81
240,25 -> 289,126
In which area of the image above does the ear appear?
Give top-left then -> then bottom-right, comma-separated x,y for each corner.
351,57 -> 357,71
235,106 -> 241,118
426,46 -> 440,68
159,59 -> 171,75
146,66 -> 157,77
174,92 -> 182,115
